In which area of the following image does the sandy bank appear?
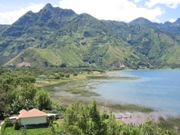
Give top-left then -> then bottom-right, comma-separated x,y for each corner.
113,112 -> 166,125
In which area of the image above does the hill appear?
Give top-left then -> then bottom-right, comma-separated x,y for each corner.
0,25 -> 9,31
105,21 -> 180,68
130,17 -> 180,34
0,3 -> 180,68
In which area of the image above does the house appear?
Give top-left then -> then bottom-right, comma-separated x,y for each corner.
17,62 -> 31,67
16,108 -> 48,126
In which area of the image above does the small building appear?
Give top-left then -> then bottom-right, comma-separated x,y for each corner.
17,62 -> 31,67
16,109 -> 48,126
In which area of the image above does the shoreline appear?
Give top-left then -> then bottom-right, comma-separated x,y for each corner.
45,70 -> 179,125
114,111 -> 164,125
101,70 -> 180,124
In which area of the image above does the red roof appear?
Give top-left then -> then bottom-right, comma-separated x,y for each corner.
17,108 -> 47,119
19,109 -> 27,115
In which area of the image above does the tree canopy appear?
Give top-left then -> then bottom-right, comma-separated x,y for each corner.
0,70 -> 52,114
64,100 -> 177,135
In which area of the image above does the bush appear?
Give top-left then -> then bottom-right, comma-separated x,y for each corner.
73,73 -> 78,76
4,118 -> 13,127
14,120 -> 20,130
59,73 -> 65,78
65,74 -> 70,78
54,74 -> 60,79
1,118 -> 13,134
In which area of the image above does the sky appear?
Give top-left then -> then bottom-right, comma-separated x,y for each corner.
0,0 -> 180,24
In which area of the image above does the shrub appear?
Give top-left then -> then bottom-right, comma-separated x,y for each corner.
59,73 -> 65,78
4,118 -> 13,127
14,120 -> 20,130
65,74 -> 70,78
1,118 -> 13,134
73,73 -> 78,76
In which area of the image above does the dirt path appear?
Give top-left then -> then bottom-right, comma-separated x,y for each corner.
0,121 -> 4,131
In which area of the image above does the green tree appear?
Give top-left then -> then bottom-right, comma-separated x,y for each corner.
106,112 -> 119,135
64,100 -> 109,135
67,125 -> 84,135
0,90 -> 7,119
35,88 -> 52,110
18,82 -> 37,100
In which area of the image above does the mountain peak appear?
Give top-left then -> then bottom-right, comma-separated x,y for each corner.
130,17 -> 151,25
44,3 -> 53,9
175,18 -> 180,23
39,3 -> 76,18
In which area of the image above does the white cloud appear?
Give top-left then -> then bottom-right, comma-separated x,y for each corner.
59,0 -> 164,22
169,19 -> 176,22
145,0 -> 180,8
0,3 -> 44,24
134,0 -> 141,3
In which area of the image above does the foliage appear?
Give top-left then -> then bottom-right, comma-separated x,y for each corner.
3,126 -> 53,135
0,67 -> 179,135
108,104 -> 154,113
1,118 -> 13,134
0,69 -> 52,114
158,116 -> 180,134
64,100 -> 178,135
14,120 -> 21,130
35,88 -> 52,110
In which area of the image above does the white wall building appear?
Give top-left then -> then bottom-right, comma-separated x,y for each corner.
16,109 -> 47,125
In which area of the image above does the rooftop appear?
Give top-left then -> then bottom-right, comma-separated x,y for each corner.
16,108 -> 47,119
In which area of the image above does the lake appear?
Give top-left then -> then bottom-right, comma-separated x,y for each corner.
92,70 -> 180,115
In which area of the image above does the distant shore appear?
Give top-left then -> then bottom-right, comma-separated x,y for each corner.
100,70 -> 180,124
44,70 -> 179,125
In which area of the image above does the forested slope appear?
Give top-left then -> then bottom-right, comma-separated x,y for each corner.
0,3 -> 180,68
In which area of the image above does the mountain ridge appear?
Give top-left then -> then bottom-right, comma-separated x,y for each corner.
130,17 -> 180,34
0,3 -> 180,69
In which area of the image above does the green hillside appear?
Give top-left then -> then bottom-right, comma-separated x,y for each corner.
102,21 -> 180,68
0,25 -> 9,32
130,17 -> 180,34
0,3 -> 180,68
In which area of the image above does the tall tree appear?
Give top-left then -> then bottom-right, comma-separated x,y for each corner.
35,88 -> 52,110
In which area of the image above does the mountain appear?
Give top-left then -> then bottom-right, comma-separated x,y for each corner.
130,17 -> 158,28
0,3 -> 180,69
0,25 -> 9,32
130,17 -> 180,34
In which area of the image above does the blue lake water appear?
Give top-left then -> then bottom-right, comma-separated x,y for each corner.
92,70 -> 180,115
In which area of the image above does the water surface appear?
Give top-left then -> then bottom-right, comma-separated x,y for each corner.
93,70 -> 180,115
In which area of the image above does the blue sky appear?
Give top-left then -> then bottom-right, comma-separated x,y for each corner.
0,0 -> 180,24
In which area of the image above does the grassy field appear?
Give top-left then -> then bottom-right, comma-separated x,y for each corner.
35,74 -> 87,87
3,127 -> 51,135
106,103 -> 154,113
2,120 -> 64,135
35,72 -> 100,87
86,75 -> 139,80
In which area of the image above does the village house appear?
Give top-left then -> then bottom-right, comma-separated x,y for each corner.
16,108 -> 48,126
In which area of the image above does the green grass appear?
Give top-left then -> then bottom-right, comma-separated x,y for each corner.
86,75 -> 139,80
106,104 -> 154,113
2,120 -> 64,135
3,127 -> 51,135
49,79 -> 100,97
65,88 -> 100,97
